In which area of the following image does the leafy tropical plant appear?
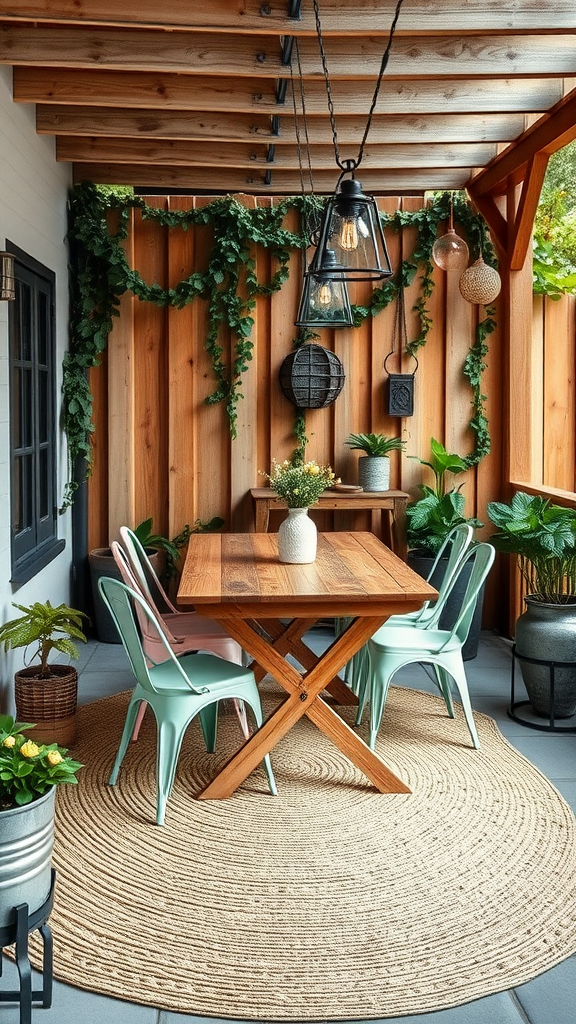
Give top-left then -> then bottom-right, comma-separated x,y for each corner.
0,715 -> 82,809
406,438 -> 482,557
344,432 -> 406,457
0,601 -> 88,679
134,516 -> 225,581
261,458 -> 335,508
487,492 -> 576,603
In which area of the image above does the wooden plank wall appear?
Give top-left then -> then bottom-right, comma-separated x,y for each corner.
85,194 -> 575,629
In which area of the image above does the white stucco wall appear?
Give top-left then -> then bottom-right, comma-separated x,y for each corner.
0,65 -> 73,699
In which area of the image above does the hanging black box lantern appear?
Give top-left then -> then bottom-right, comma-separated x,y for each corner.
279,344 -> 345,409
387,373 -> 415,417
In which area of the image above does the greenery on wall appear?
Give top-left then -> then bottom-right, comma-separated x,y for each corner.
62,184 -> 496,506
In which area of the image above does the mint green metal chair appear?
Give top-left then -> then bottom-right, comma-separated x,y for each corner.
363,542 -> 495,751
343,523 -> 474,698
98,577 -> 277,824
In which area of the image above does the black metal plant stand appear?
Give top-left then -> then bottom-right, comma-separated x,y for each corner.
0,869 -> 55,1024
508,644 -> 576,733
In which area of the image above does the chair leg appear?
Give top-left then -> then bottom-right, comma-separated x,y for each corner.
366,648 -> 395,750
130,700 -> 148,742
433,665 -> 455,718
242,693 -> 277,796
155,717 -> 188,825
109,698 -> 143,785
441,656 -> 480,749
232,698 -> 251,739
198,702 -> 218,752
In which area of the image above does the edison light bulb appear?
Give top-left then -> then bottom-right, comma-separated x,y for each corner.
318,282 -> 333,305
340,218 -> 359,251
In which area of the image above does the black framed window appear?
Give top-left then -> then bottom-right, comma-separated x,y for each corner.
9,243 -> 64,584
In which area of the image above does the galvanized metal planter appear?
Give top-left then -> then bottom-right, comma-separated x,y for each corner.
0,786 -> 55,931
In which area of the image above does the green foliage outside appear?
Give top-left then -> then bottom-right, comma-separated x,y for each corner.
533,140 -> 576,298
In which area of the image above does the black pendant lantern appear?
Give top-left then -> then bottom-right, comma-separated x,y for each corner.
308,176 -> 392,282
307,0 -> 405,283
295,249 -> 353,328
279,343 -> 345,409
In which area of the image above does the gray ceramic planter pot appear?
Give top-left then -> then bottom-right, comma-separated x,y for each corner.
515,596 -> 576,718
358,456 -> 390,492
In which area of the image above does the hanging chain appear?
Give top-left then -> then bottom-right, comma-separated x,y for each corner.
290,39 -> 320,257
312,0 -> 406,172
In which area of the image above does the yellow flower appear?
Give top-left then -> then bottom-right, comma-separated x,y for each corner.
2,735 -> 16,748
20,740 -> 40,758
46,750 -> 63,766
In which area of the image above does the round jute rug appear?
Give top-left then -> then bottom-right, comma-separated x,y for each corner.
41,684 -> 576,1020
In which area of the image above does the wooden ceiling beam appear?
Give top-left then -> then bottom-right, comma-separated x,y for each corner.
72,163 -> 469,192
13,67 -> 564,116
57,136 -> 497,170
2,25 -> 576,80
37,107 -> 527,145
469,87 -> 576,196
2,1 -> 576,34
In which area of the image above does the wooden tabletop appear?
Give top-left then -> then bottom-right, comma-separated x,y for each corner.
178,531 -> 435,618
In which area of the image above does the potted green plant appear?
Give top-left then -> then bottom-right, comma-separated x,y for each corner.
487,491 -> 576,717
406,438 -> 484,660
344,432 -> 406,492
89,516 -> 224,642
0,715 -> 82,931
0,601 -> 88,746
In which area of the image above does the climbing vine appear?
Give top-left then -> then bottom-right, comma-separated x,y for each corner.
63,184 -> 496,507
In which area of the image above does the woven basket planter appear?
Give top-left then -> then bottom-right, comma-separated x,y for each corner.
15,664 -> 78,746
459,257 -> 501,304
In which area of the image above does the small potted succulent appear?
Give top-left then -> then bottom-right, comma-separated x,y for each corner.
344,432 -> 406,492
0,600 -> 88,746
0,714 -> 82,931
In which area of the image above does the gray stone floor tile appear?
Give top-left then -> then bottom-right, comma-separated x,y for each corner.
514,954 -> 576,1024
338,990 -> 526,1023
0,960 -> 158,1022
506,734 -> 576,780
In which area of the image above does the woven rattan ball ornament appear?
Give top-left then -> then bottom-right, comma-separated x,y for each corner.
459,257 -> 501,304
432,228 -> 469,271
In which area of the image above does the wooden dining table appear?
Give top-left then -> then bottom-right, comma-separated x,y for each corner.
177,531 -> 437,800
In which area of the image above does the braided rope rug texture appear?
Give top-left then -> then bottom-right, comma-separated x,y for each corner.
41,684 -> 576,1020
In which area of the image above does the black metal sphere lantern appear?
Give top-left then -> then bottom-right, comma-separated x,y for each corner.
295,249 -> 353,328
279,343 -> 346,409
308,177 -> 393,282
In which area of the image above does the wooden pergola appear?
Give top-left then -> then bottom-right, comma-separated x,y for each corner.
2,2 -> 576,628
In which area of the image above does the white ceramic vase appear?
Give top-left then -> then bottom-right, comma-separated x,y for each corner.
277,507 -> 318,564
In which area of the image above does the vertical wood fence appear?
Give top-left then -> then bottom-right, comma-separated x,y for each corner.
85,195 -> 576,630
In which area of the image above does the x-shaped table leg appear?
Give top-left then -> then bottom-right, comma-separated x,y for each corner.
197,615 -> 410,800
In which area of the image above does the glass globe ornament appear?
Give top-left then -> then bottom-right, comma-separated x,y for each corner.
432,228 -> 469,271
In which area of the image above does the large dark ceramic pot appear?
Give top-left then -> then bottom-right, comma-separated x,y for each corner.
515,596 -> 576,718
407,552 -> 484,661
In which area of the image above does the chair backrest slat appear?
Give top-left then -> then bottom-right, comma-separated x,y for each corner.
119,527 -> 178,615
98,577 -> 208,695
420,523 -> 474,628
439,543 -> 495,650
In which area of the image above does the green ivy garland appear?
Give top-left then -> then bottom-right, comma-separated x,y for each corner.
63,184 -> 495,507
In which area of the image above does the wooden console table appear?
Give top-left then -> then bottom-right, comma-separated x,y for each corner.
250,487 -> 409,560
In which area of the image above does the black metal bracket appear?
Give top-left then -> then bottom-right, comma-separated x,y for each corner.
508,645 -> 576,733
0,869 -> 55,1024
